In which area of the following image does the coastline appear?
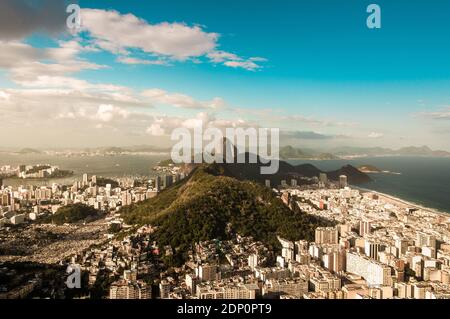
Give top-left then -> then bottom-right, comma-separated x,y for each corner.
353,185 -> 450,217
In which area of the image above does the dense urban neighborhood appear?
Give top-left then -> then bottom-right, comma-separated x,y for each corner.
1,162 -> 450,299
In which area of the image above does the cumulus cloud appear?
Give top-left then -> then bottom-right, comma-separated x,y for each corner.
146,124 -> 166,136
141,89 -> 225,110
77,9 -> 266,70
0,86 -> 150,133
145,112 -> 253,137
0,91 -> 11,100
95,104 -> 129,122
368,132 -> 384,139
0,0 -> 68,40
0,40 -> 106,88
80,9 -> 218,60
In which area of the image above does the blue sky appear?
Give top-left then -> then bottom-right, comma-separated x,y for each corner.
0,0 -> 450,149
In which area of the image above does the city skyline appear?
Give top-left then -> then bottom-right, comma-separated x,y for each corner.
1,0 -> 450,150
2,0 -> 450,304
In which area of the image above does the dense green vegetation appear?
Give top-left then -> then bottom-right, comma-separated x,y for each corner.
358,165 -> 382,172
121,164 -> 332,260
25,165 -> 51,174
157,159 -> 176,167
45,203 -> 100,225
48,169 -> 73,178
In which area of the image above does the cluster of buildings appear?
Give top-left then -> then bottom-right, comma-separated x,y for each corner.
278,175 -> 450,299
1,164 -> 68,179
0,171 -> 186,229
66,225 -> 158,299
3,162 -> 450,300
89,174 -> 450,299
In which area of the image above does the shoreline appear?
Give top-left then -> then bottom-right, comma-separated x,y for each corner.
353,185 -> 450,218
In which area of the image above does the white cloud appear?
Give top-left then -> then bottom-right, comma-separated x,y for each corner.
46,40 -> 99,62
0,40 -> 107,88
223,60 -> 260,71
207,50 -> 240,63
0,41 -> 43,68
95,104 -> 129,122
77,9 -> 266,70
146,124 -> 165,136
144,112 -> 253,138
80,9 -> 218,60
368,132 -> 384,139
207,50 -> 266,70
116,56 -> 169,65
141,88 -> 225,109
0,90 -> 11,100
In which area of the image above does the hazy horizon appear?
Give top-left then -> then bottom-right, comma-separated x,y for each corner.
1,143 -> 450,154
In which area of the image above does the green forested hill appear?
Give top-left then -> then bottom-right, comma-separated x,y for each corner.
120,164 -> 332,258
46,203 -> 100,225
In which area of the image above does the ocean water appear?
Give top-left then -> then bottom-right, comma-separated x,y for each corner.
289,157 -> 450,214
0,153 -> 167,187
1,154 -> 449,214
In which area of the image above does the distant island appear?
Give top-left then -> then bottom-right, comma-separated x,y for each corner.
358,165 -> 401,175
8,164 -> 74,179
358,165 -> 382,173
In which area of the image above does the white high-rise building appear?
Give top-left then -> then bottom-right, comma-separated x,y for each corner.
319,173 -> 328,187
339,175 -> 348,188
248,253 -> 258,270
82,173 -> 89,186
365,240 -> 381,260
346,252 -> 392,287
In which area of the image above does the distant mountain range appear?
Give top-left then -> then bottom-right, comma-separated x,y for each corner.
0,145 -> 171,155
3,144 -> 448,159
280,145 -> 450,159
16,148 -> 42,154
329,145 -> 450,158
279,146 -> 339,160
180,140 -> 372,185
77,145 -> 171,154
206,155 -> 371,185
